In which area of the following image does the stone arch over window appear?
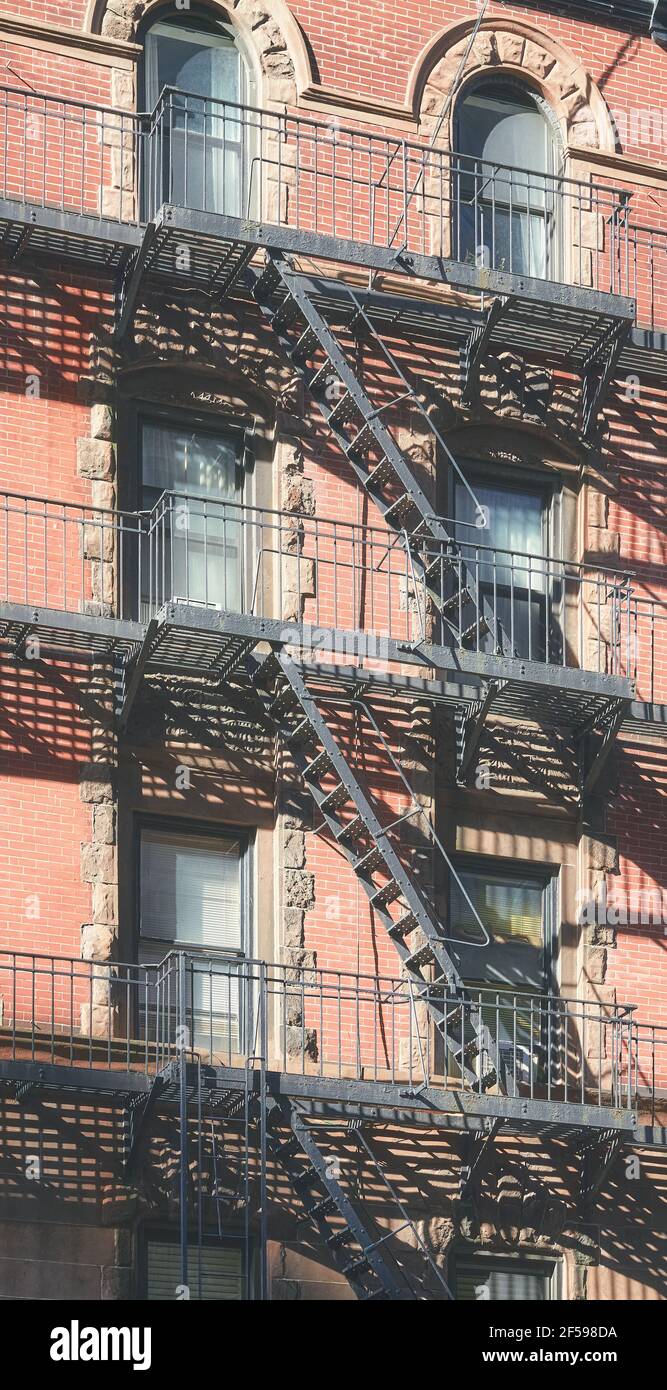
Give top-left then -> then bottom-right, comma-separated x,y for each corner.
408,17 -> 616,153
85,0 -> 314,106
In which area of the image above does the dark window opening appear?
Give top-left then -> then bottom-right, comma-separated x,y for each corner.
142,1230 -> 244,1300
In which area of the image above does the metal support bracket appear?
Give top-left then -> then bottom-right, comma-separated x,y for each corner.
461,297 -> 509,405
117,618 -> 160,731
116,220 -> 160,342
456,679 -> 501,784
579,1128 -> 623,1210
124,1069 -> 168,1178
582,320 -> 631,440
459,1118 -> 503,1201
578,697 -> 630,799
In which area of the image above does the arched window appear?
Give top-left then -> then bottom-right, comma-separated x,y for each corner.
142,7 -> 251,217
453,80 -> 561,280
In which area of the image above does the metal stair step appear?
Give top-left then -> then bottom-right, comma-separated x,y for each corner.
405,942 -> 437,971
320,782 -> 352,814
353,844 -> 386,874
388,910 -> 419,941
326,1227 -> 356,1250
303,750 -> 334,782
335,814 -> 367,845
289,326 -> 319,363
328,392 -> 359,428
367,456 -> 396,491
310,1195 -> 338,1219
370,878 -> 403,909
383,492 -> 421,527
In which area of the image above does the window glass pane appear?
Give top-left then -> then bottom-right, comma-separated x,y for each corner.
144,21 -> 244,215
140,829 -> 243,952
141,422 -> 240,504
454,479 -> 548,659
455,480 -> 544,561
460,92 -> 549,174
146,23 -> 240,106
146,1239 -> 243,1300
449,868 -> 546,993
454,83 -> 557,278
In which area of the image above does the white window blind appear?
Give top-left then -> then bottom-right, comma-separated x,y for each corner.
140,829 -> 243,953
146,1239 -> 243,1301
456,1257 -> 554,1301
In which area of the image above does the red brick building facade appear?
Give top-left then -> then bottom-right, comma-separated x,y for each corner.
0,0 -> 665,1302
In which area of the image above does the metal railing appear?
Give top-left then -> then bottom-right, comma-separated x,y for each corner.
0,487 -> 645,684
628,594 -> 667,703
623,222 -> 667,329
0,948 -> 648,1115
0,82 -> 660,313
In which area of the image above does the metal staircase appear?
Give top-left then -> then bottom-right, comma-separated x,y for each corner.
248,253 -> 508,658
250,646 -> 501,1091
265,1098 -> 446,1300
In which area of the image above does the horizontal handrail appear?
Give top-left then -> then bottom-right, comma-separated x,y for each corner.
0,947 -> 653,1113
0,487 -> 652,686
0,487 -> 649,684
1,81 -> 664,318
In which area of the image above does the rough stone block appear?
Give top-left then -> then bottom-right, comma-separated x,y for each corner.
80,765 -> 114,803
496,33 -> 525,65
284,869 -> 315,910
111,69 -> 135,110
91,403 -> 114,441
283,826 -> 306,869
81,841 -> 116,885
77,437 -> 115,481
523,40 -> 557,80
283,906 -> 305,949
93,804 -> 117,846
92,883 -> 119,927
100,186 -> 136,222
81,924 -> 115,962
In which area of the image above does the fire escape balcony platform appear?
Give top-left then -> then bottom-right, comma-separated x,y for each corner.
0,198 -> 142,273
0,189 -> 638,370
0,601 -> 143,661
0,594 -> 637,737
0,1054 -> 639,1138
149,204 -> 636,364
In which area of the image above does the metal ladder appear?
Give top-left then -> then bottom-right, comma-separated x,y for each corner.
250,646 -> 501,1091
265,1098 -> 435,1300
248,253 -> 508,656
